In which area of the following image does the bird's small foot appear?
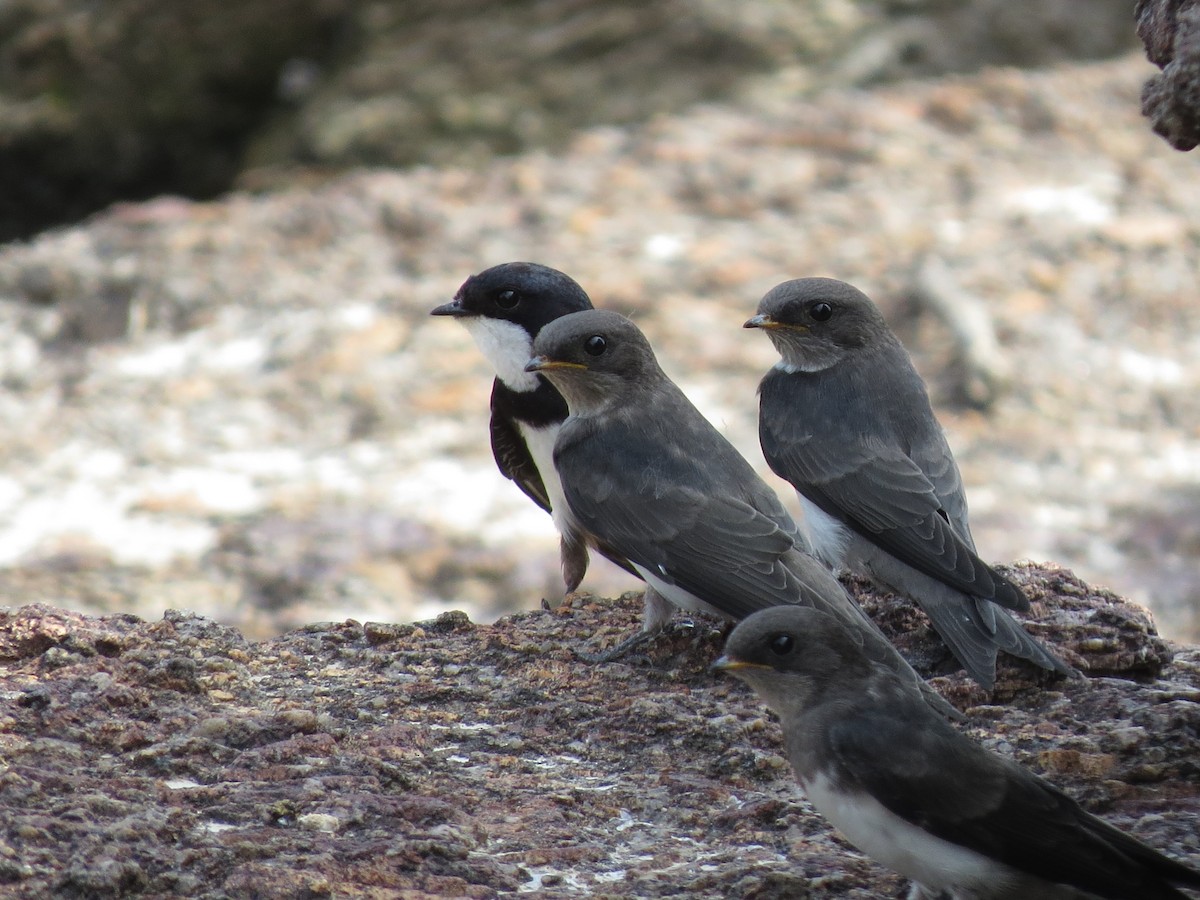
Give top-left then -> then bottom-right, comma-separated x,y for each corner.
575,627 -> 664,664
575,619 -> 710,664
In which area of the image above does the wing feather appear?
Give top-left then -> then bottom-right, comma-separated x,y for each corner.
759,369 -> 1026,611
828,711 -> 1195,899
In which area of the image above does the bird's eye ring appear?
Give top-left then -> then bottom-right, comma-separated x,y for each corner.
584,335 -> 607,356
809,302 -> 833,322
496,290 -> 519,309
769,634 -> 794,656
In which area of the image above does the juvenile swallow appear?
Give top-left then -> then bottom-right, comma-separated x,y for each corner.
527,309 -> 957,715
745,277 -> 1072,689
715,605 -> 1200,900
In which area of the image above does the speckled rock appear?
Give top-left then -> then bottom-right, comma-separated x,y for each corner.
1137,0 -> 1200,150
243,0 -> 1138,179
0,0 -> 353,242
1,0 -> 1140,241
0,566 -> 1197,898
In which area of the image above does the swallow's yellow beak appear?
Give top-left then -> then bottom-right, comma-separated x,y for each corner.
744,314 -> 803,331
711,654 -> 770,673
524,356 -> 587,373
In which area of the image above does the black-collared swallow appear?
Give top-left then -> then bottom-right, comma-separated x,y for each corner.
745,277 -> 1073,689
714,605 -> 1200,900
432,263 -> 663,635
526,309 -> 958,715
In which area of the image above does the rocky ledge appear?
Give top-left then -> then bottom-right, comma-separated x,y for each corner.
2,563 -> 1197,898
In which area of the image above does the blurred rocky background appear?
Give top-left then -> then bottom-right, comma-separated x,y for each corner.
1,0 -> 1199,641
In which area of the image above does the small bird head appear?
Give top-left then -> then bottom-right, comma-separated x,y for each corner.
524,309 -> 663,414
713,606 -> 871,716
744,278 -> 890,372
432,262 -> 593,331
431,262 -> 594,388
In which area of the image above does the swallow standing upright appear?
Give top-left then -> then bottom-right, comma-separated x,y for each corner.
431,263 -> 665,639
527,309 -> 958,716
745,277 -> 1072,689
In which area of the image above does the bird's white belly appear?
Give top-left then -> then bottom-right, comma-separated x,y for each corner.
801,772 -> 1005,896
796,492 -> 852,569
631,566 -> 730,622
518,423 -> 573,533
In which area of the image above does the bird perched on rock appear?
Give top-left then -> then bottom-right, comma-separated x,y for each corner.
744,277 -> 1072,689
714,605 -> 1200,900
526,309 -> 956,715
430,262 -> 650,606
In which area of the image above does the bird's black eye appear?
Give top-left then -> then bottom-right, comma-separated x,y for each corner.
495,290 -> 519,309
809,302 -> 833,322
584,335 -> 607,356
769,634 -> 793,656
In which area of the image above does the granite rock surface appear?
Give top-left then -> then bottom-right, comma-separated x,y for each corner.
0,565 -> 1197,898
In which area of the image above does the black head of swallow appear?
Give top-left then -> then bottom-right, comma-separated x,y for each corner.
432,262 -> 594,337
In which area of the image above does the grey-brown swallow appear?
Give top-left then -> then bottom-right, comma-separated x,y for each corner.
715,605 -> 1200,900
527,309 -> 957,716
745,277 -> 1072,689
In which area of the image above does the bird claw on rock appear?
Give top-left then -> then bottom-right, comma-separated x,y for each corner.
574,618 -> 702,664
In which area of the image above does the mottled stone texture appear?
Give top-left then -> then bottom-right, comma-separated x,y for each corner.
1138,0 -> 1200,149
0,0 -> 1140,241
0,0 -> 354,241
0,565 -> 1197,897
